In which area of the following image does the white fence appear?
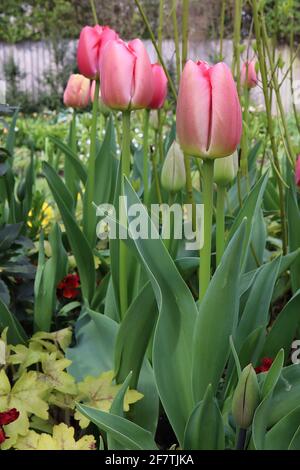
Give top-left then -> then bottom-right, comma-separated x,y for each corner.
0,38 -> 299,112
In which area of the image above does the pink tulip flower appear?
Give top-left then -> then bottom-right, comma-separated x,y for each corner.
176,60 -> 242,159
100,38 -> 154,111
77,25 -> 118,79
63,74 -> 90,109
241,60 -> 258,89
296,156 -> 300,187
148,63 -> 168,109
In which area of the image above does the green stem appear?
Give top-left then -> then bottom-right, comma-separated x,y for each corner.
153,132 -> 163,204
290,5 -> 300,135
83,79 -> 99,246
232,0 -> 242,98
119,111 -> 131,317
89,0 -> 98,24
199,159 -> 214,301
216,185 -> 226,266
184,154 -> 196,231
252,0 -> 287,254
158,109 -> 164,163
219,0 -> 226,60
236,428 -> 247,450
172,0 -> 181,84
134,0 -> 177,100
182,0 -> 190,69
143,109 -> 150,205
240,86 -> 250,190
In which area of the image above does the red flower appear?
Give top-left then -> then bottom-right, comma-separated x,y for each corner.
255,357 -> 273,374
0,408 -> 19,444
57,273 -> 80,300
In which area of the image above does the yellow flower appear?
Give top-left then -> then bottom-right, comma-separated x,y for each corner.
28,203 -> 54,229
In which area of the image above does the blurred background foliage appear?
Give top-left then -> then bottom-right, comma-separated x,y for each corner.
0,0 -> 299,44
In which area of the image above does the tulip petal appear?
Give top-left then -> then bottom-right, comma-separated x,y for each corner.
208,63 -> 242,158
100,40 -> 135,110
129,39 -> 154,109
148,63 -> 168,109
176,60 -> 211,157
77,26 -> 102,79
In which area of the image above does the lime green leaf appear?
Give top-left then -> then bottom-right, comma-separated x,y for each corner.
40,353 -> 77,394
76,403 -> 157,450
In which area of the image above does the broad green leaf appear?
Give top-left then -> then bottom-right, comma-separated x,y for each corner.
287,172 -> 300,293
76,403 -> 157,450
183,384 -> 225,450
49,135 -> 87,185
43,162 -> 95,303
268,364 -> 300,427
67,308 -> 158,435
252,349 -> 284,449
94,116 -> 117,206
34,223 -> 68,331
108,372 -> 133,450
123,178 -> 198,445
288,424 -> 300,450
263,290 -> 300,360
0,298 -> 27,345
227,172 -> 269,268
115,281 -> 157,388
236,256 -> 281,349
265,406 -> 300,450
192,220 -> 246,401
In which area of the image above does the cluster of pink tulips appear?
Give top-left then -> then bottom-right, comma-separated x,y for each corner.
64,25 -> 168,112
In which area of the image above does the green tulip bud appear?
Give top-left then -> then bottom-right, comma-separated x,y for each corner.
232,364 -> 260,429
149,110 -> 159,130
161,141 -> 186,192
214,151 -> 238,187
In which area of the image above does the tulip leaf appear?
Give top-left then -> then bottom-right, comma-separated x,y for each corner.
236,255 -> 281,349
0,298 -> 28,345
115,281 -> 157,388
43,161 -> 95,303
265,406 -> 300,450
183,384 -> 225,450
287,170 -> 300,293
107,372 -> 133,450
50,135 -> 87,185
252,349 -> 284,449
288,425 -> 300,450
192,220 -> 246,401
262,290 -> 300,361
123,177 -> 197,446
227,171 -> 269,268
76,403 -> 157,450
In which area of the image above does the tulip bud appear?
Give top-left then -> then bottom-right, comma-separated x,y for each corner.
148,63 -> 168,110
232,364 -> 260,429
295,155 -> 300,187
77,25 -> 118,79
241,60 -> 258,89
100,38 -> 154,111
90,80 -> 111,117
176,60 -> 242,159
161,141 -> 186,192
63,74 -> 90,109
214,151 -> 239,187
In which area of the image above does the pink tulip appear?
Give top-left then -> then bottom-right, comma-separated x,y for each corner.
148,63 -> 168,109
176,60 -> 242,159
241,60 -> 258,89
296,156 -> 300,187
63,74 -> 90,109
77,25 -> 118,79
100,38 -> 154,111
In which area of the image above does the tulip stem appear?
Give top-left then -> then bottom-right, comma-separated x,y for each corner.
216,185 -> 226,266
119,110 -> 131,318
232,0 -> 242,98
143,109 -> 150,206
236,428 -> 247,450
182,0 -> 190,69
172,0 -> 181,84
240,87 -> 250,191
219,0 -> 226,60
199,159 -> 214,301
89,0 -> 98,24
83,79 -> 99,247
184,154 -> 196,231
